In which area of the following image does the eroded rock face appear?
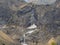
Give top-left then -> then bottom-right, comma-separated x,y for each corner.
0,0 -> 60,45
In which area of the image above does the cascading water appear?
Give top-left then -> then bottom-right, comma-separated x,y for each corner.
21,0 -> 57,45
21,34 -> 28,45
21,24 -> 37,45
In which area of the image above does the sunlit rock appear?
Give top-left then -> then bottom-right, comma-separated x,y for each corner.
47,37 -> 57,45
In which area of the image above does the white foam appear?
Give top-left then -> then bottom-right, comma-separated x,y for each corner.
27,24 -> 37,29
26,30 -> 35,34
21,43 -> 28,45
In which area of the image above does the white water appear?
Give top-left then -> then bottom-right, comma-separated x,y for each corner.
26,30 -> 35,34
21,30 -> 35,45
21,24 -> 37,45
22,29 -> 37,45
21,42 -> 28,45
21,34 -> 28,45
24,0 -> 56,5
27,24 -> 37,29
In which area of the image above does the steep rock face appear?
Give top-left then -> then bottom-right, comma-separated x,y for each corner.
0,0 -> 59,26
0,0 -> 60,45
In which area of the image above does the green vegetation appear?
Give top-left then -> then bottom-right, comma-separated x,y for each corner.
51,42 -> 57,45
